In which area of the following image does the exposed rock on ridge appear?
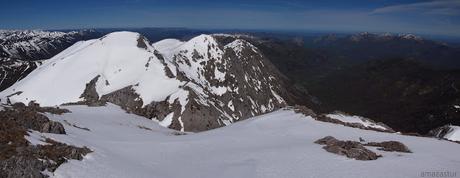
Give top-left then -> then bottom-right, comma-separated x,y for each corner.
0,32 -> 306,132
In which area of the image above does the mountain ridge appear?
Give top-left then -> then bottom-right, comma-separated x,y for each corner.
0,31 -> 307,132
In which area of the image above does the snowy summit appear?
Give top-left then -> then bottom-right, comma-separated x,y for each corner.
0,31 -> 293,132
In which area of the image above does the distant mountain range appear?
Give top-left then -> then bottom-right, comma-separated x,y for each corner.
0,30 -> 101,91
309,32 -> 460,69
249,32 -> 460,134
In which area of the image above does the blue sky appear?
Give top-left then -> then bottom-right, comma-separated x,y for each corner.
1,0 -> 459,36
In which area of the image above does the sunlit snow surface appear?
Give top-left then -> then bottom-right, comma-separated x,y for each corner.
326,113 -> 388,130
1,32 -> 183,106
43,104 -> 460,178
444,126 -> 460,142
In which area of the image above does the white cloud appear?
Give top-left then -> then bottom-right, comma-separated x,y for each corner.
372,0 -> 460,16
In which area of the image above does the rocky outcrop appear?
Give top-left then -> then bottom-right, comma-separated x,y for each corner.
0,102 -> 91,178
315,136 -> 412,160
26,101 -> 70,115
0,139 -> 91,178
3,103 -> 66,134
315,136 -> 381,161
364,141 -> 411,153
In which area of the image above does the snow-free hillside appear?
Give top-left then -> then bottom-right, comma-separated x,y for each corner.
38,104 -> 460,178
0,31 -> 292,132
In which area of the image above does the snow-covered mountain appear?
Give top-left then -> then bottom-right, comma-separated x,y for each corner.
348,32 -> 425,42
0,31 -> 302,132
0,58 -> 37,91
0,30 -> 98,60
0,30 -> 100,91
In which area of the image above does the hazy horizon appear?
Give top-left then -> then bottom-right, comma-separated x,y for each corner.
1,0 -> 460,37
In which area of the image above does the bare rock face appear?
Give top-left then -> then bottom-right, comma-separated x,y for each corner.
315,136 -> 381,161
157,34 -> 311,132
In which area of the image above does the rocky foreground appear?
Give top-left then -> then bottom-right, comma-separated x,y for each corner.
27,104 -> 460,178
0,102 -> 91,178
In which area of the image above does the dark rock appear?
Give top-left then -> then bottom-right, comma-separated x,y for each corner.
315,136 -> 381,161
0,155 -> 47,178
346,147 -> 381,160
2,103 -> 66,134
0,103 -> 91,178
100,86 -> 143,113
428,125 -> 456,140
78,75 -> 106,106
136,35 -> 148,49
293,105 -> 317,117
365,141 -> 412,153
40,122 -> 66,134
27,101 -> 70,115
314,136 -> 339,145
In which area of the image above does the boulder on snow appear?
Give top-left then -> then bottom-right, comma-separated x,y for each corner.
315,136 -> 381,161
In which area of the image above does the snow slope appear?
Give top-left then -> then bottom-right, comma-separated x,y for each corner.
443,126 -> 460,142
0,31 -> 182,106
41,104 -> 460,178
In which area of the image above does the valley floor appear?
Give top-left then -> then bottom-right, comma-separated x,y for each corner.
38,104 -> 460,178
